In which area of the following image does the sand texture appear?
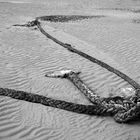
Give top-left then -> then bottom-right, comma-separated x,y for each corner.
0,0 -> 140,140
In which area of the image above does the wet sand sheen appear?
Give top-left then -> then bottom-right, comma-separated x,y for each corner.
0,0 -> 140,140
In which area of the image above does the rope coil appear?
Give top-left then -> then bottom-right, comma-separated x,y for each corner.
3,17 -> 140,123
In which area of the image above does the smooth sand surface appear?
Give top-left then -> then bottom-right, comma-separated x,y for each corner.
0,0 -> 140,140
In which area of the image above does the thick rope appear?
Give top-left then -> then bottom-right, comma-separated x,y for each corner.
1,16 -> 139,123
0,87 -> 109,116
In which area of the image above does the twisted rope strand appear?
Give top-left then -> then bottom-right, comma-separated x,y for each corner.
0,87 -> 108,115
1,16 -> 139,123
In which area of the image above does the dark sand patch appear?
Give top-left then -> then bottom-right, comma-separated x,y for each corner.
133,19 -> 140,23
37,15 -> 106,22
96,7 -> 140,13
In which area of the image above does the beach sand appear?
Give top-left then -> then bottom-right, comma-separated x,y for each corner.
0,0 -> 140,140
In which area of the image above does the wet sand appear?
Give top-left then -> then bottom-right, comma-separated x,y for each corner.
0,0 -> 140,140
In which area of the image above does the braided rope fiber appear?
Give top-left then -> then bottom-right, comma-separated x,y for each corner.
2,17 -> 139,123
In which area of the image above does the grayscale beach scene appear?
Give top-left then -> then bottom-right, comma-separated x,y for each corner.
0,0 -> 140,140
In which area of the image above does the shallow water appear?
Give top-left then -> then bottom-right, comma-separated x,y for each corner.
0,0 -> 140,140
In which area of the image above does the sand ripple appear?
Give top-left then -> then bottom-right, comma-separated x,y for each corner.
0,24 -> 139,140
0,1 -> 140,139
